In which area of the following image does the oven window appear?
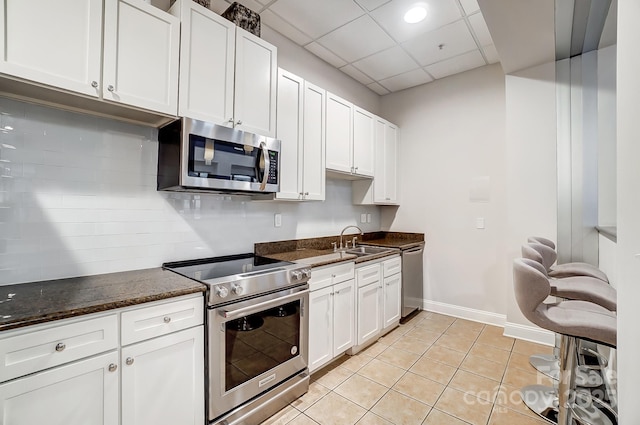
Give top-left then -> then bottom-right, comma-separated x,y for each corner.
224,300 -> 301,392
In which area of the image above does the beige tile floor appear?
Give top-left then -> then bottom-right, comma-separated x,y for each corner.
262,310 -> 555,425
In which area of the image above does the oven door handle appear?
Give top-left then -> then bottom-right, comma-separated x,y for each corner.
219,289 -> 308,320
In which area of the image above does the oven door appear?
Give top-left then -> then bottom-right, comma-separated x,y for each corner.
208,285 -> 309,421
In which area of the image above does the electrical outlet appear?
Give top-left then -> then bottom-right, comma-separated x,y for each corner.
367,213 -> 372,223
274,213 -> 282,228
476,217 -> 485,229
360,213 -> 367,223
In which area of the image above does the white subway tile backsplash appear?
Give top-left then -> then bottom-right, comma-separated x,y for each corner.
0,97 -> 382,285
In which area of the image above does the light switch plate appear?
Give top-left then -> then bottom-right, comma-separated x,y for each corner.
476,217 -> 485,229
360,213 -> 367,223
274,213 -> 282,228
367,213 -> 372,223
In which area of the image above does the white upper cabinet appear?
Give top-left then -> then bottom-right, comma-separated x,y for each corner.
325,92 -> 354,174
301,81 -> 326,200
171,0 -> 277,137
234,27 -> 277,137
276,69 -> 304,200
172,0 -> 235,124
326,92 -> 374,178
352,106 -> 375,177
275,70 -> 325,201
103,0 -> 179,116
0,0 -> 103,97
352,116 -> 399,205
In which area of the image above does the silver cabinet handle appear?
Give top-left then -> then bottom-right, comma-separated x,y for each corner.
126,357 -> 134,366
55,342 -> 66,352
108,363 -> 118,372
107,85 -> 115,92
304,192 -> 309,196
228,118 -> 234,123
335,289 -> 340,294
236,120 -> 243,125
163,316 -> 171,323
91,81 -> 98,88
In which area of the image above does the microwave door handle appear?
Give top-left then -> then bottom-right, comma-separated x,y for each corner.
259,141 -> 270,191
219,289 -> 308,321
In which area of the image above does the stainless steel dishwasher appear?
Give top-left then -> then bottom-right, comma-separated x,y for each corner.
401,242 -> 425,318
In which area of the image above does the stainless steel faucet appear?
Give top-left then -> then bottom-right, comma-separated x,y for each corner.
339,225 -> 363,250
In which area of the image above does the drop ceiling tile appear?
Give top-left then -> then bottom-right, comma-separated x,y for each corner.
367,82 -> 390,95
354,0 -> 391,11
482,44 -> 500,64
425,49 -> 486,79
402,20 -> 477,66
468,12 -> 493,46
352,46 -> 419,80
261,10 -> 313,45
459,0 -> 480,15
305,42 -> 348,68
317,15 -> 396,63
379,68 -> 433,92
269,0 -> 364,38
340,64 -> 375,85
370,0 -> 462,43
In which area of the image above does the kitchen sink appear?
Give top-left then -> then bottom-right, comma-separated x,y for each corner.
345,245 -> 396,256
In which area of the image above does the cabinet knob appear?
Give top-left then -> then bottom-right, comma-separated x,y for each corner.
108,363 -> 118,372
55,342 -> 66,352
163,316 -> 172,323
91,81 -> 98,88
236,120 -> 243,125
385,197 -> 391,200
335,289 -> 340,294
107,85 -> 115,92
304,192 -> 309,196
126,357 -> 135,366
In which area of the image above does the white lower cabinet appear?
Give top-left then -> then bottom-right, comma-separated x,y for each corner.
308,262 -> 355,373
351,255 -> 402,353
0,294 -> 204,425
0,351 -> 119,425
121,326 -> 204,425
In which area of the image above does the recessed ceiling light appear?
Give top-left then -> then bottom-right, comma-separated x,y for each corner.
404,6 -> 427,24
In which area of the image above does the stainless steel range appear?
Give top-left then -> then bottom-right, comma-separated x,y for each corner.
164,254 -> 311,425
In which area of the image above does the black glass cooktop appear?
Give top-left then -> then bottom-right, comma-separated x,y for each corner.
163,253 -> 293,282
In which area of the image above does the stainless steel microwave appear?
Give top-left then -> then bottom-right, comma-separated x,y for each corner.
157,118 -> 281,194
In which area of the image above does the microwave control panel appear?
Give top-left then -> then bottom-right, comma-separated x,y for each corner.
267,150 -> 278,184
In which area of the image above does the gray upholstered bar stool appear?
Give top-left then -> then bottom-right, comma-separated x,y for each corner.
513,258 -> 617,425
528,236 -> 609,282
522,244 -> 616,381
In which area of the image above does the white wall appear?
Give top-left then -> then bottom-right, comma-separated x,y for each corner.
380,64 -> 508,324
597,45 -> 617,226
503,62 -> 557,343
615,0 -> 640,421
0,98 -> 381,286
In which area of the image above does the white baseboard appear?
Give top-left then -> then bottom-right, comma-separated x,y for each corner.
422,299 -> 555,346
504,322 -> 555,346
422,300 -> 506,327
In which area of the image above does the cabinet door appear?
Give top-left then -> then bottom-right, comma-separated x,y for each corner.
357,283 -> 382,346
352,106 -> 375,177
234,27 -> 277,137
308,286 -> 333,373
373,117 -> 387,203
175,0 -> 235,124
384,123 -> 398,203
276,69 -> 304,200
121,326 -> 204,425
383,274 -> 402,329
0,0 -> 102,97
302,81 -> 326,200
103,0 -> 179,115
332,279 -> 355,356
325,92 -> 353,173
0,351 -> 118,425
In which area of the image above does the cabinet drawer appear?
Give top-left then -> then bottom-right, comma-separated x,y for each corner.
310,262 -> 355,291
356,263 -> 381,288
121,296 -> 204,346
0,314 -> 118,383
383,256 -> 401,277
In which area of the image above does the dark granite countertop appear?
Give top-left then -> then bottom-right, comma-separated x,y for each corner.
0,268 -> 206,332
255,231 -> 424,268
